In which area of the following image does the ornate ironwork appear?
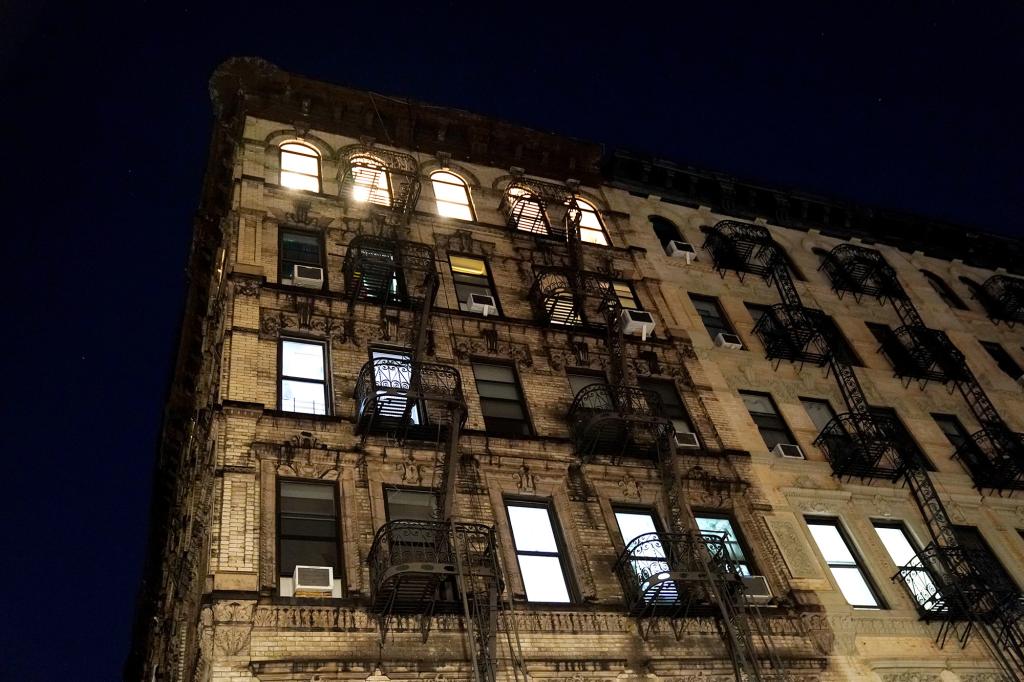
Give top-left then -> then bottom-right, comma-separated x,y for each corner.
567,384 -> 671,460
890,326 -> 969,386
342,235 -> 436,305
367,520 -> 500,615
953,429 -> 1024,493
819,243 -> 903,302
814,412 -> 919,481
354,358 -> 466,438
338,146 -> 421,224
614,532 -> 743,618
753,304 -> 830,366
529,267 -> 626,328
703,221 -> 776,282
499,179 -> 573,240
981,274 -> 1024,326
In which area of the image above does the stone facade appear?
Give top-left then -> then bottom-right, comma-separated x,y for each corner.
127,58 -> 1024,682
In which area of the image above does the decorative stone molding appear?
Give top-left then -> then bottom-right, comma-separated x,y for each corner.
765,514 -> 823,579
618,473 -> 642,499
514,463 -> 536,493
434,229 -> 496,257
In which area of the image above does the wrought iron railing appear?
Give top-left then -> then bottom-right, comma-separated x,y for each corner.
338,146 -> 421,222
499,179 -> 574,240
529,268 -> 626,327
818,244 -> 902,302
890,326 -> 968,385
981,274 -> 1024,326
814,412 -> 918,480
753,304 -> 830,366
953,429 -> 1024,492
342,235 -> 436,303
703,221 -> 778,280
567,384 -> 671,459
354,359 -> 465,432
614,531 -> 742,615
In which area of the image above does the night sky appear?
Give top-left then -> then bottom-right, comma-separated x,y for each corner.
2,1 -> 1022,679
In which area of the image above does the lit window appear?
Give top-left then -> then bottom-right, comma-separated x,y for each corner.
872,522 -> 938,610
449,255 -> 499,314
280,339 -> 328,415
349,155 -> 391,206
611,281 -> 639,310
506,186 -> 550,235
370,349 -> 419,425
695,514 -> 753,576
431,171 -> 474,221
278,481 -> 339,578
505,500 -> 572,602
280,142 -> 322,192
806,518 -> 883,608
568,197 -> 609,246
614,508 -> 668,600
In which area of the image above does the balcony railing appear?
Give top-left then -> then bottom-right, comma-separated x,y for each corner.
529,268 -> 621,327
567,384 -> 671,460
342,235 -> 435,305
703,221 -> 778,281
354,359 -> 466,438
499,179 -> 574,241
338,146 -> 421,223
953,429 -> 1024,493
753,304 -> 829,366
819,244 -> 902,302
890,326 -> 968,385
367,520 -> 500,614
614,531 -> 743,617
814,412 -> 917,480
981,275 -> 1024,326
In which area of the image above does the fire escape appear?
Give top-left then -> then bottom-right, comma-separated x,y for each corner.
978,275 -> 1024,327
533,201 -> 783,678
705,220 -> 1024,679
345,150 -> 524,682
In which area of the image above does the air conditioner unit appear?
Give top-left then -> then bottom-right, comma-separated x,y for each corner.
773,443 -> 804,459
666,240 -> 696,263
672,425 -> 700,449
621,309 -> 656,341
714,332 -> 743,350
742,575 -> 773,604
293,265 -> 324,289
467,293 -> 498,317
293,565 -> 334,595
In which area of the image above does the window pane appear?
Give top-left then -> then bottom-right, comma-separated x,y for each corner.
437,202 -> 474,220
695,517 -> 748,564
280,538 -> 338,573
282,151 -> 319,176
450,255 -> 487,275
480,398 -> 526,419
476,381 -> 522,400
280,516 -> 337,538
831,567 -> 879,607
386,489 -> 437,521
433,177 -> 470,203
568,373 -> 603,398
281,232 -> 322,265
615,511 -> 660,546
280,171 -> 320,192
281,380 -> 327,415
741,392 -> 776,415
873,526 -> 918,567
580,227 -> 608,245
517,555 -> 571,602
473,363 -> 515,383
801,398 -> 837,433
282,341 -> 325,380
807,523 -> 856,564
507,505 -> 558,552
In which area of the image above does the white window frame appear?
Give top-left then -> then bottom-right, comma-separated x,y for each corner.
430,171 -> 475,221
279,142 -> 322,192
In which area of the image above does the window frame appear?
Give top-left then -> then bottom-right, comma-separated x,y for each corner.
430,170 -> 476,221
979,340 -> 1023,380
930,413 -> 971,452
275,477 -> 343,584
693,511 -> 757,576
448,252 -> 502,317
805,516 -> 886,609
471,360 -> 534,437
739,390 -> 796,451
869,406 -> 935,471
799,396 -> 839,435
279,142 -> 323,193
278,337 -> 331,415
638,377 -> 697,440
570,196 -> 611,246
819,315 -> 862,366
920,270 -> 968,310
504,497 -> 577,603
689,293 -> 738,344
278,227 -> 326,286
348,154 -> 392,206
649,215 -> 682,249
382,484 -> 439,523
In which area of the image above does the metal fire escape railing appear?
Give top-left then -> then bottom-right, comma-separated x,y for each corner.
499,178 -> 574,241
338,146 -> 421,226
980,275 -> 1024,327
705,220 -> 1024,678
567,384 -> 672,461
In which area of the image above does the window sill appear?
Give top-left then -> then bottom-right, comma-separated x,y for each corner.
263,409 -> 345,423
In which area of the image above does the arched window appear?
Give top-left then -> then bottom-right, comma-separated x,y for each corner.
920,270 -> 967,310
506,186 -> 550,235
279,142 -> 321,192
430,171 -> 474,220
959,276 -> 986,306
650,215 -> 682,248
349,155 -> 391,206
569,197 -> 609,246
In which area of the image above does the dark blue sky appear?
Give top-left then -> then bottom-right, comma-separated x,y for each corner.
2,1 -> 1022,679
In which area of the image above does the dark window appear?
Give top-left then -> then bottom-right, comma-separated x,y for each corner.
694,513 -> 754,576
806,518 -> 884,608
567,369 -> 606,398
872,522 -> 937,609
866,322 -> 915,371
931,413 -> 971,451
745,303 -> 771,327
819,316 -> 861,366
449,254 -> 500,315
384,487 -> 440,545
505,500 -> 573,602
280,229 -> 323,284
649,215 -> 682,248
280,339 -> 329,415
959,277 -> 986,308
740,391 -> 795,450
980,341 -> 1023,379
639,377 -> 696,436
690,294 -> 737,344
920,270 -> 967,310
869,406 -> 934,471
278,480 -> 339,577
955,526 -> 1019,593
812,247 -> 831,267
800,397 -> 838,433
472,362 -> 531,437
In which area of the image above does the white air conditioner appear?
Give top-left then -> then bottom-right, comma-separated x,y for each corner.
714,332 -> 743,350
742,575 -> 773,603
293,565 -> 334,595
621,309 -> 656,340
773,443 -> 804,459
467,293 -> 498,317
293,265 -> 324,289
672,425 -> 700,449
666,240 -> 696,263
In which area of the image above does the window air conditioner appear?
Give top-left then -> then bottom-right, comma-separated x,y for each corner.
621,309 -> 656,341
773,443 -> 804,459
741,575 -> 773,604
293,565 -> 334,595
672,425 -> 700,449
714,332 -> 743,350
666,240 -> 696,263
293,265 -> 324,289
467,293 -> 498,317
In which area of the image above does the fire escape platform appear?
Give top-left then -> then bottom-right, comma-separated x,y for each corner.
354,359 -> 466,439
568,384 -> 672,460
